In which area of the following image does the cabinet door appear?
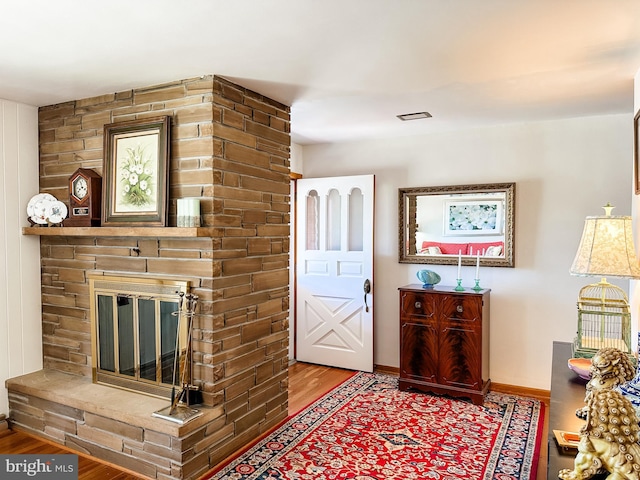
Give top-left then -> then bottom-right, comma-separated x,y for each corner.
437,294 -> 483,389
400,292 -> 438,383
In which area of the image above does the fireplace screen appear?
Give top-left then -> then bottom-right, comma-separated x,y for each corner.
89,275 -> 189,398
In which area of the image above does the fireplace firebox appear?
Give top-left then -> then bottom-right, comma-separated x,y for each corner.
89,274 -> 190,399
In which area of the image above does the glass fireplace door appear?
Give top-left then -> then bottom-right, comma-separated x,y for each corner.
90,275 -> 189,398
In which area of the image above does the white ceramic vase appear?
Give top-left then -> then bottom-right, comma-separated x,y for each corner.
616,332 -> 640,417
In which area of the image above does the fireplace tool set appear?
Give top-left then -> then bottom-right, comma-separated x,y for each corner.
153,292 -> 203,424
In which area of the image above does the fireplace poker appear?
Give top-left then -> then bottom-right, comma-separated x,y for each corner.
178,291 -> 185,311
179,294 -> 198,406
170,292 -> 185,412
169,293 -> 200,412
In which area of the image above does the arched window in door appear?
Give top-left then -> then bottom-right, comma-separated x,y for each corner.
306,190 -> 319,250
327,189 -> 341,251
349,187 -> 364,252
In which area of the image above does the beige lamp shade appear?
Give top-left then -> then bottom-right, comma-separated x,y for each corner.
570,215 -> 640,279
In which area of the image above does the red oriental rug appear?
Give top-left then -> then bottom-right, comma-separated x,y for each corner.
207,372 -> 545,480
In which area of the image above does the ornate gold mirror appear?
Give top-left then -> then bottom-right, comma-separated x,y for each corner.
399,182 -> 515,267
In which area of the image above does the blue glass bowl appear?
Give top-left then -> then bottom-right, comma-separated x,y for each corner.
416,269 -> 441,288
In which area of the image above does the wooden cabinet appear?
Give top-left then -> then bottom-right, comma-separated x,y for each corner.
398,284 -> 490,405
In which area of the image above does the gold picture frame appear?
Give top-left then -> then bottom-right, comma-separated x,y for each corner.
102,116 -> 170,226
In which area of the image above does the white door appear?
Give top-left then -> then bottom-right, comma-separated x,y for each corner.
295,174 -> 375,372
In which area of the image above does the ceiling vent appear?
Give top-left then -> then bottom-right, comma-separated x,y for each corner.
396,112 -> 432,121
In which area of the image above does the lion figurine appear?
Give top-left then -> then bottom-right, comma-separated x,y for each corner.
575,347 -> 636,420
560,347 -> 640,480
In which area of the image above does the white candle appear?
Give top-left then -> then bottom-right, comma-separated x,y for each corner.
475,251 -> 480,279
457,250 -> 462,278
190,198 -> 201,227
191,198 -> 200,217
177,198 -> 186,227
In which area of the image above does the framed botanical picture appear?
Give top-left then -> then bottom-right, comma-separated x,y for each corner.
443,198 -> 503,236
102,116 -> 170,226
635,110 -> 640,195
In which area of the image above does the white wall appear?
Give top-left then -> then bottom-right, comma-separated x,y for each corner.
0,99 -> 42,415
301,114 -> 632,390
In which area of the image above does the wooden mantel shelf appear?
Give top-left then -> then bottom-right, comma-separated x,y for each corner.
22,226 -> 216,237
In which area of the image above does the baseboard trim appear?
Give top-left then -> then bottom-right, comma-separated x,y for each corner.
374,364 -> 399,376
490,382 -> 550,404
373,365 -> 550,404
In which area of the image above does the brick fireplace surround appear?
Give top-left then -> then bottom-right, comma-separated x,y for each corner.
6,76 -> 291,479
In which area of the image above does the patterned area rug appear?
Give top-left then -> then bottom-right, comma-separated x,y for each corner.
208,372 -> 544,480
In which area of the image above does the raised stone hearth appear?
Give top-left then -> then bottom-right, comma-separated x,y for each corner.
7,370 -> 223,478
7,75 -> 291,479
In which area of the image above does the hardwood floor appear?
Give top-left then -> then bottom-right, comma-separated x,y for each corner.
0,427 -> 141,479
0,363 -> 549,480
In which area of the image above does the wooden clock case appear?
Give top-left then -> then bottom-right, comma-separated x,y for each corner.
65,168 -> 102,227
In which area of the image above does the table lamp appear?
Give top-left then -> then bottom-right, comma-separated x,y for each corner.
570,204 -> 640,359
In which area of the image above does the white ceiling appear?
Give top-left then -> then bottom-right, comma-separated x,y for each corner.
2,1 -> 640,145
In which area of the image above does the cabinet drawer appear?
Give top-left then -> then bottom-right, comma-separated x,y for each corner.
400,291 -> 436,317
440,295 -> 482,323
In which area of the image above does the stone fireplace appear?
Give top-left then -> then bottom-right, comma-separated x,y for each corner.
6,76 -> 291,479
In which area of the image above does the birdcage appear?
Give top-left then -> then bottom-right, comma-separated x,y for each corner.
573,281 -> 632,359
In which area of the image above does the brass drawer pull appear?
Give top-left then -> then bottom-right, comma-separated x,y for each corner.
415,301 -> 422,309
456,305 -> 463,313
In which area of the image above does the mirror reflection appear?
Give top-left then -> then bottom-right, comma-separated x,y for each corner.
399,183 -> 515,267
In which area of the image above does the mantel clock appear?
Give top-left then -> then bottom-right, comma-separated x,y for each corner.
65,168 -> 102,226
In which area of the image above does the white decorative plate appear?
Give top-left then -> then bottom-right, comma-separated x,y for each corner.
30,198 -> 52,224
45,200 -> 68,225
27,193 -> 55,218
